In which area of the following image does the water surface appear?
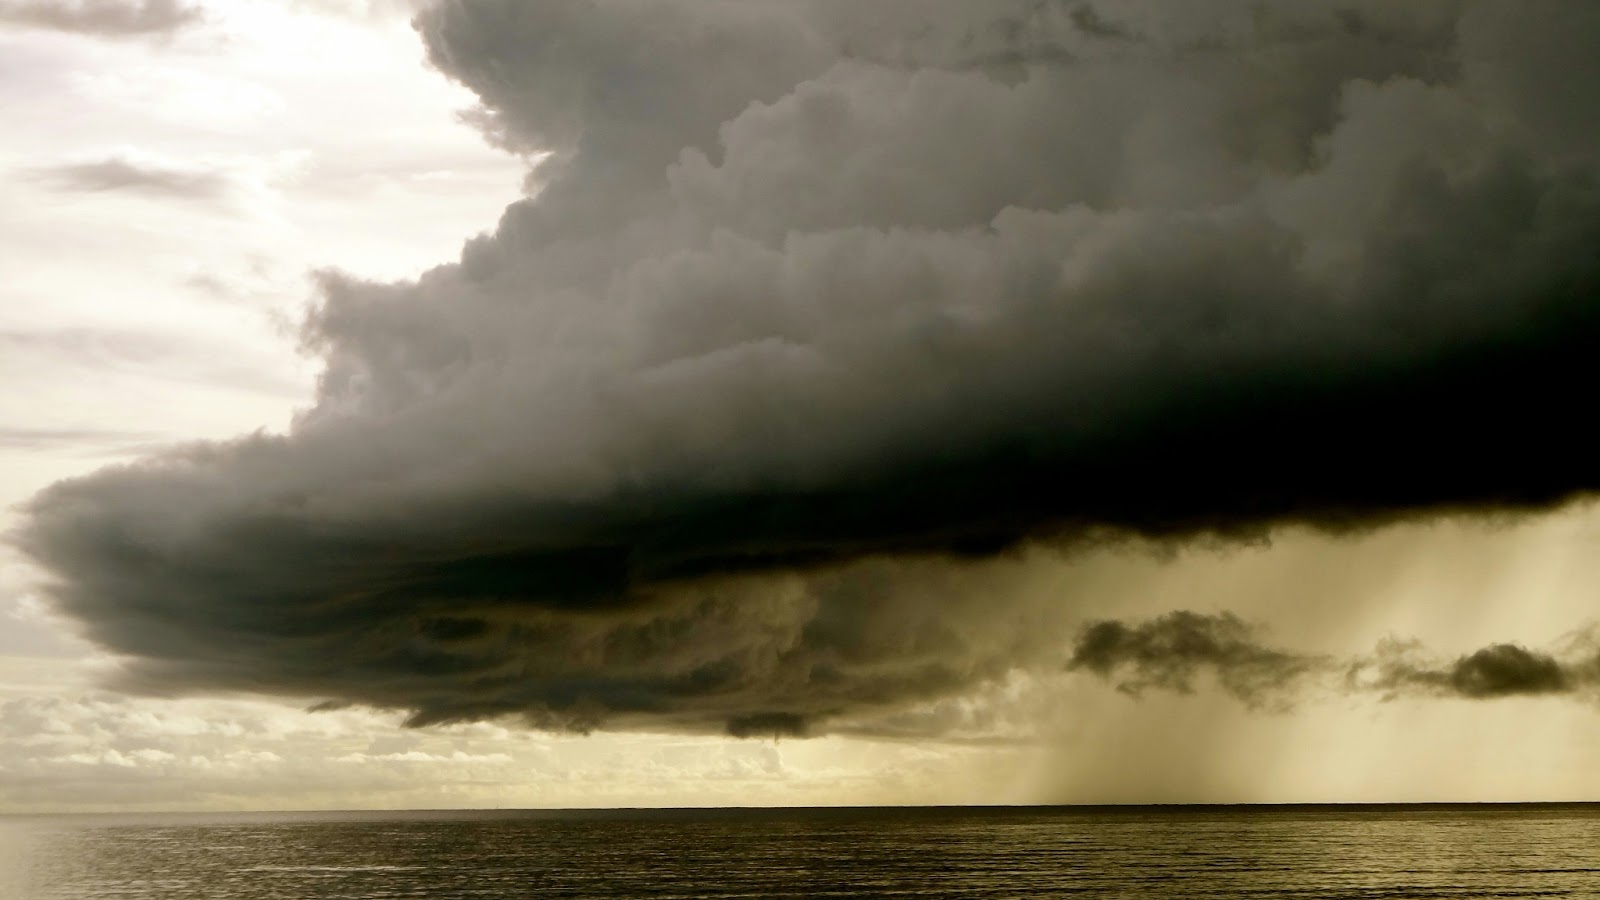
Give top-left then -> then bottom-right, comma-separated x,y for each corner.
4,803 -> 1598,898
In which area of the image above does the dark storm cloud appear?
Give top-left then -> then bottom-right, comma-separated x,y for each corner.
18,2 -> 1600,735
1354,640 -> 1579,699
0,0 -> 200,37
726,712 -> 809,740
1067,612 -> 1322,707
1072,612 -> 1600,705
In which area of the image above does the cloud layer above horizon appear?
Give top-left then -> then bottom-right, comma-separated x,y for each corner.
1068,610 -> 1600,709
19,1 -> 1600,736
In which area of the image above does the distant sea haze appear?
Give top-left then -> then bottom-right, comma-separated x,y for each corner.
5,804 -> 1600,898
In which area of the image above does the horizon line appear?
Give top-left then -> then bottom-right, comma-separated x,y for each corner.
9,800 -> 1600,818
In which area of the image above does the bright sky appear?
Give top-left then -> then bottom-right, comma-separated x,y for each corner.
4,1 -> 1600,813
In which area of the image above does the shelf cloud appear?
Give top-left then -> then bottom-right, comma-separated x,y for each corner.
19,1 -> 1600,736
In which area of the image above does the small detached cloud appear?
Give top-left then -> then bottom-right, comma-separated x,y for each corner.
26,155 -> 231,201
0,0 -> 201,38
1071,611 -> 1600,707
1067,611 -> 1324,709
21,150 -> 294,213
1351,639 -> 1578,700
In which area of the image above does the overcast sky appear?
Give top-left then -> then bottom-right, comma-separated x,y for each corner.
4,0 -> 1600,813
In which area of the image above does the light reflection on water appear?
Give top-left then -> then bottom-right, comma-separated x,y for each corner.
4,805 -> 1599,898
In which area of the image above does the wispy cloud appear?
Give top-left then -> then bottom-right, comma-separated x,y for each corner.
25,156 -> 232,201
0,0 -> 201,38
0,426 -> 168,454
0,326 -> 307,398
20,151 -> 294,213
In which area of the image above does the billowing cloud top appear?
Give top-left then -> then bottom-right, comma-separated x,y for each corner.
19,1 -> 1600,736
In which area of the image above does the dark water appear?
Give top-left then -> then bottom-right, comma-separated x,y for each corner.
4,804 -> 1599,898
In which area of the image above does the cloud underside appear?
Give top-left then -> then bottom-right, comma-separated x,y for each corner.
19,2 -> 1600,736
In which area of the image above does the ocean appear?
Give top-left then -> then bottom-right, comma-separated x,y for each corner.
2,804 -> 1597,898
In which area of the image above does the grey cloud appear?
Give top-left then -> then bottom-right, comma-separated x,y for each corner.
0,0 -> 200,37
1072,612 -> 1600,705
25,156 -> 233,203
19,2 -> 1600,737
1067,612 -> 1323,707
76,550 -> 1079,736
1354,640 -> 1578,699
